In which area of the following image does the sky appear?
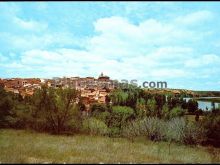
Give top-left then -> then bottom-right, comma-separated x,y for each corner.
0,2 -> 220,91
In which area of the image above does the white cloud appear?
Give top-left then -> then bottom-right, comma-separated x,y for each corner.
2,10 -> 219,88
13,17 -> 48,31
149,69 -> 186,78
175,10 -> 214,25
184,54 -> 220,68
2,32 -> 85,51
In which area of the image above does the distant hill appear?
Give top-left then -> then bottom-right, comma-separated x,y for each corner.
144,88 -> 220,97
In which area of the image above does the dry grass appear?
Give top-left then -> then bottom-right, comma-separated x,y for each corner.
185,114 -> 204,122
0,129 -> 219,163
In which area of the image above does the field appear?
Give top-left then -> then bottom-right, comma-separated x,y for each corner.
0,129 -> 219,163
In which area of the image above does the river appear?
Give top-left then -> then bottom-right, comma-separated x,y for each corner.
184,97 -> 220,111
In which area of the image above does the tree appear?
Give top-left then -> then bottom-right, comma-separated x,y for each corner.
135,98 -> 147,118
90,103 -> 110,125
154,94 -> 166,118
90,103 -> 108,115
187,99 -> 198,114
146,98 -> 157,117
31,87 -> 81,134
162,103 -> 170,120
109,106 -> 134,133
109,89 -> 128,106
211,101 -> 215,111
169,106 -> 185,119
0,87 -> 14,128
202,111 -> 220,147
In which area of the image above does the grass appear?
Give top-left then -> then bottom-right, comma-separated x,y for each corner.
0,129 -> 220,163
184,114 -> 204,122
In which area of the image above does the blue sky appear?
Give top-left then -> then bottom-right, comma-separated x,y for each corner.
0,2 -> 220,91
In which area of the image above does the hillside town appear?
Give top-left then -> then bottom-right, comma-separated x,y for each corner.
0,73 -> 198,105
0,73 -> 116,111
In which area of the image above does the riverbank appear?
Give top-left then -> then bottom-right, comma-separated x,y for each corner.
195,97 -> 220,103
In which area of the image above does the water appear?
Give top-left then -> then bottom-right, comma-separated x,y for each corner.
184,97 -> 220,111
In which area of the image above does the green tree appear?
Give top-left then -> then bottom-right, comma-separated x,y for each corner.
155,94 -> 166,118
187,99 -> 198,114
162,103 -> 170,120
135,98 -> 147,118
0,87 -> 14,128
169,106 -> 185,119
109,106 -> 134,133
146,98 -> 157,117
31,87 -> 81,134
109,89 -> 129,106
202,111 -> 220,147
90,103 -> 110,125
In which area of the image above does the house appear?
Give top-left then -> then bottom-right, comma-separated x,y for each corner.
0,79 -> 4,88
98,72 -> 110,81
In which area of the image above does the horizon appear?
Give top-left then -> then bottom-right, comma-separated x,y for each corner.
1,2 -> 220,91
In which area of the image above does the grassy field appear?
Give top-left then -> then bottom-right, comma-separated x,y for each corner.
0,129 -> 219,163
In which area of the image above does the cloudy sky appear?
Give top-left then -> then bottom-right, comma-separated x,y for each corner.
0,2 -> 220,90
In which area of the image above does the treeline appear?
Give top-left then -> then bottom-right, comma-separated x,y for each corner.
0,86 -> 219,147
0,86 -> 82,134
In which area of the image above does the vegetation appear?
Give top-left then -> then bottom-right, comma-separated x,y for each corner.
0,129 -> 219,163
0,85 -> 220,162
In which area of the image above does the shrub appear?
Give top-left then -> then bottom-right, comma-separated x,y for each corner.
183,121 -> 206,145
162,103 -> 170,119
169,107 -> 185,119
187,99 -> 198,113
108,127 -> 121,137
202,112 -> 220,147
94,111 -> 111,125
139,117 -> 166,141
0,87 -> 14,128
122,120 -> 142,141
109,106 -> 134,130
122,117 -> 206,145
82,117 -> 109,136
90,103 -> 110,124
90,103 -> 108,115
165,117 -> 186,143
122,117 -> 166,141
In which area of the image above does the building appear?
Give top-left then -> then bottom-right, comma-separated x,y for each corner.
1,73 -> 115,111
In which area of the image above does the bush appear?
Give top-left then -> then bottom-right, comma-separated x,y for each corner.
108,127 -> 121,137
122,117 -> 206,145
139,117 -> 166,141
187,99 -> 198,113
165,117 -> 205,144
202,112 -> 220,147
82,117 -> 109,136
169,107 -> 185,119
94,111 -> 111,125
183,121 -> 206,145
122,120 -> 142,141
0,87 -> 14,128
109,106 -> 134,131
90,103 -> 110,123
90,103 -> 108,116
166,117 -> 186,143
122,117 -> 166,141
